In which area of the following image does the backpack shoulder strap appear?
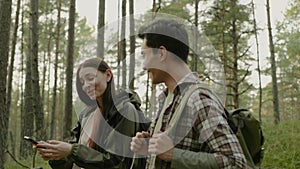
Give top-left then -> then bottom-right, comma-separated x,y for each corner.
148,84 -> 203,168
168,84 -> 201,128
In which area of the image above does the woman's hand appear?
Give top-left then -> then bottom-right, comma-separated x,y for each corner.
35,140 -> 72,161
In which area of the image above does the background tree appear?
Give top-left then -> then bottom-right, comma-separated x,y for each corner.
0,0 -> 12,167
275,0 -> 300,120
251,0 -> 262,122
121,0 -> 127,88
31,0 -> 44,140
20,0 -> 43,159
266,0 -> 280,124
0,0 -> 95,165
202,0 -> 254,109
63,0 -> 76,140
129,0 -> 136,90
7,0 -> 21,126
97,0 -> 105,58
51,0 -> 62,139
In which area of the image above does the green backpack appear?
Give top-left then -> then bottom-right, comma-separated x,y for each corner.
179,84 -> 264,168
226,109 -> 264,168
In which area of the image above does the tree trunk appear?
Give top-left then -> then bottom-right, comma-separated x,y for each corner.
7,0 -> 21,121
152,0 -> 156,18
97,0 -> 105,58
47,30 -> 52,137
0,0 -> 12,167
266,0 -> 280,124
117,0 -> 121,90
21,38 -> 34,159
63,0 -> 76,140
231,0 -> 239,109
39,0 -> 52,136
192,0 -> 199,72
7,0 -> 21,157
221,1 -> 229,107
19,1 -> 29,159
121,0 -> 127,89
129,0 -> 135,89
51,0 -> 62,139
251,0 -> 262,122
41,0 -> 52,117
232,23 -> 239,109
30,0 -> 45,140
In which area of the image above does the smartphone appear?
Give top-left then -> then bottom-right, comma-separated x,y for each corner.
23,136 -> 38,145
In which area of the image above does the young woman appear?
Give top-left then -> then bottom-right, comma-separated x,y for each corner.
36,57 -> 148,169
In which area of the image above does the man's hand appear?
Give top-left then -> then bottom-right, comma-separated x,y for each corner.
148,131 -> 174,161
130,131 -> 150,156
35,140 -> 72,161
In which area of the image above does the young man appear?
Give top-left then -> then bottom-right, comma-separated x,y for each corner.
130,18 -> 246,169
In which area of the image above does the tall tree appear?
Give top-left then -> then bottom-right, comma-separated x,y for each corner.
0,0 -> 12,167
117,0 -> 121,89
121,0 -> 127,88
266,0 -> 280,124
7,0 -> 21,123
129,0 -> 135,89
97,0 -> 105,58
275,0 -> 300,120
251,0 -> 262,122
51,0 -> 62,139
21,0 -> 36,157
191,0 -> 199,72
63,0 -> 76,140
6,0 -> 21,156
203,0 -> 254,109
30,0 -> 44,140
40,0 -> 54,138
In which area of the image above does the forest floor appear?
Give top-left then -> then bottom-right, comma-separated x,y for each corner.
4,119 -> 300,169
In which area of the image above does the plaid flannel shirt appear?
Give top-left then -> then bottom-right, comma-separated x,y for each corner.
146,73 -> 246,169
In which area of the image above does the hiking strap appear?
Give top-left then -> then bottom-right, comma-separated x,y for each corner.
148,83 -> 209,168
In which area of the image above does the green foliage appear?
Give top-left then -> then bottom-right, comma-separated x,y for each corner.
261,120 -> 300,168
202,0 -> 255,108
159,0 -> 193,20
4,155 -> 51,169
273,0 -> 300,121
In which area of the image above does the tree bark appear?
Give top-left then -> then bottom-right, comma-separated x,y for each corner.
192,0 -> 199,72
231,0 -> 239,109
117,0 -> 121,90
30,0 -> 45,140
97,0 -> 105,58
121,0 -> 127,89
0,0 -> 12,167
251,0 -> 262,122
129,0 -> 135,89
63,0 -> 76,140
7,0 -> 21,123
51,0 -> 62,139
266,0 -> 280,124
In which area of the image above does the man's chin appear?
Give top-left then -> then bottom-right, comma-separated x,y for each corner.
151,78 -> 163,85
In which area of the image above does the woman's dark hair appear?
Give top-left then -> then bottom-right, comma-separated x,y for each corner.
138,18 -> 189,63
76,57 -> 116,119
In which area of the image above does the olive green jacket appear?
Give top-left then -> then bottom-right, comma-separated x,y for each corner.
49,91 -> 149,169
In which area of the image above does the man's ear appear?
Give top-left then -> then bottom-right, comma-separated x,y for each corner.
159,46 -> 167,62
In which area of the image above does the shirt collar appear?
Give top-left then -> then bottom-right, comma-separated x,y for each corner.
161,72 -> 200,98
